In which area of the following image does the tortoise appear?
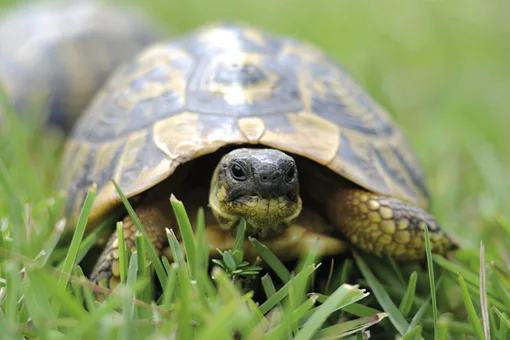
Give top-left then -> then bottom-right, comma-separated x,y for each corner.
0,0 -> 161,132
60,23 -> 458,288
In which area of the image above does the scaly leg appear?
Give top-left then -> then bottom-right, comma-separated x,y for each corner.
89,198 -> 173,289
326,188 -> 458,260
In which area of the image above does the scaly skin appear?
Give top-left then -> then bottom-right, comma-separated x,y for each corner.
326,188 -> 458,260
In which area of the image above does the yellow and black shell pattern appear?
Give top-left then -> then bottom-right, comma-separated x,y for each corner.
61,23 -> 430,227
0,1 -> 160,131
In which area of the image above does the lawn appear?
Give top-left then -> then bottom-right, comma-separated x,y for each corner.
1,0 -> 509,339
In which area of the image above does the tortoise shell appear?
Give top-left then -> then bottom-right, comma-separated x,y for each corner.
60,23 -> 430,227
0,1 -> 160,131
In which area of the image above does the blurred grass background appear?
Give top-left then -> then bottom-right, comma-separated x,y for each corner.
2,0 -> 509,258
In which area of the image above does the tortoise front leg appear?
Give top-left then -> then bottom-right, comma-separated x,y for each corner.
90,199 -> 173,289
326,188 -> 458,260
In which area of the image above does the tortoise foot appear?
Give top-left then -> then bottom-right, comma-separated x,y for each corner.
328,188 -> 458,260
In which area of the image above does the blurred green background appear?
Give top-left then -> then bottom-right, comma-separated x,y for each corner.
1,0 -> 509,261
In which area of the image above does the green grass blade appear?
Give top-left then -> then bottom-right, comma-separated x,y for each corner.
112,179 -> 167,288
370,259 -> 406,290
405,276 -> 443,335
233,218 -> 246,252
295,284 -> 374,340
292,295 -> 318,323
72,211 -> 123,267
166,228 -> 192,340
74,266 -> 96,313
312,313 -> 388,339
424,227 -> 438,338
265,295 -> 318,340
406,298 -> 429,334
196,296 -> 248,340
341,303 -> 382,318
422,318 -> 475,335
117,222 -> 127,284
458,273 -> 484,340
71,268 -> 84,315
51,184 -> 95,318
433,254 -> 496,294
299,287 -> 370,329
328,259 -> 353,293
31,268 -> 88,320
294,239 -> 319,305
488,305 -> 497,340
68,294 -> 125,339
195,207 -> 208,271
250,237 -> 291,283
38,219 -> 65,267
200,270 -> 256,339
22,270 -> 53,338
491,262 -> 510,292
135,232 -> 151,303
401,325 -> 422,340
127,251 -> 139,286
386,256 -> 406,286
493,307 -> 510,327
0,156 -> 14,198
354,252 -> 409,335
161,261 -> 178,310
170,194 -> 198,280
309,288 -> 370,311
499,313 -> 508,340
58,184 -> 96,289
493,307 -> 510,339
399,271 -> 418,318
121,254 -> 138,340
198,268 -> 218,300
262,273 -> 277,299
3,260 -> 21,327
479,242 -> 490,340
490,270 -> 510,305
259,263 -> 319,315
437,313 -> 452,340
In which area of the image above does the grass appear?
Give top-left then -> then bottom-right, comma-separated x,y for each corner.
1,0 -> 510,338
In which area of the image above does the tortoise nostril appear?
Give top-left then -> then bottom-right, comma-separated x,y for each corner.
260,173 -> 280,183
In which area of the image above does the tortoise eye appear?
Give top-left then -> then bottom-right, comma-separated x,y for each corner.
285,166 -> 296,182
230,162 -> 247,181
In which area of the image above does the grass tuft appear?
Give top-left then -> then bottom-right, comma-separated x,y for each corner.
112,179 -> 168,288
479,241 -> 490,339
250,237 -> 291,283
354,252 -> 409,335
458,273 -> 485,340
399,271 -> 418,318
424,227 -> 438,338
117,221 -> 128,284
170,194 -> 198,280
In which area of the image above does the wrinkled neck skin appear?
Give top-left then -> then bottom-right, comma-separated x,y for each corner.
208,157 -> 303,239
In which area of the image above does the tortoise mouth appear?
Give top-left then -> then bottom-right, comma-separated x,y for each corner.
225,194 -> 303,238
233,194 -> 298,207
231,191 -> 299,204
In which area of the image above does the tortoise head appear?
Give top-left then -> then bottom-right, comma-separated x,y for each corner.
209,148 -> 302,238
